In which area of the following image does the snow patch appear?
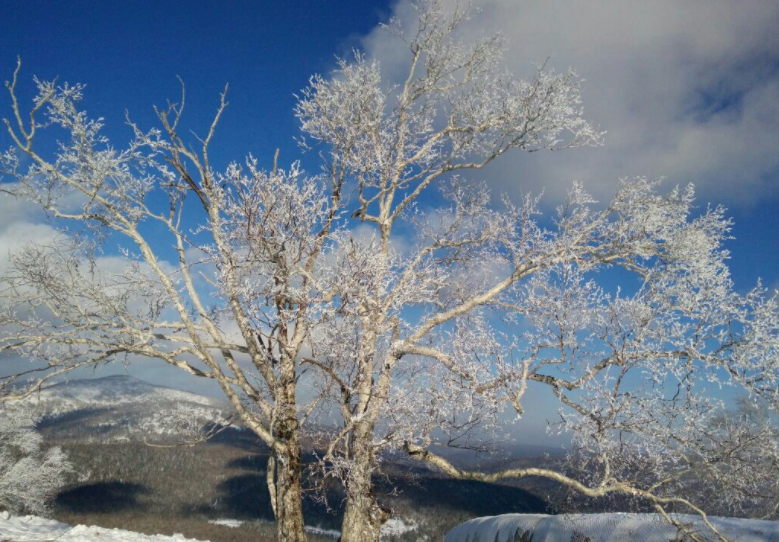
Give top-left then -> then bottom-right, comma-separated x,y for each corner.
0,514 -> 71,542
381,518 -> 418,537
300,518 -> 417,540
207,519 -> 244,528
445,513 -> 779,542
305,525 -> 341,538
0,514 -> 207,542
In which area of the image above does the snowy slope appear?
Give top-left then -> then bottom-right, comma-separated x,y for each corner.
0,512 -> 206,542
6,375 -> 232,443
444,513 -> 779,542
17,375 -> 224,413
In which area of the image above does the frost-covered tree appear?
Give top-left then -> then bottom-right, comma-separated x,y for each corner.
0,66 -> 336,540
293,2 -> 779,542
1,1 -> 777,542
0,409 -> 71,514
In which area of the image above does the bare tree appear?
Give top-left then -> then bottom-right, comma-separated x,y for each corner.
0,407 -> 72,515
293,2 -> 779,541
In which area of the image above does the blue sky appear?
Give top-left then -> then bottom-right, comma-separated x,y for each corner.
1,0 -> 778,445
2,0 -> 776,288
0,0 -> 394,169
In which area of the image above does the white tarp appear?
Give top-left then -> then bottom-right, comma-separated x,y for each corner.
444,513 -> 779,542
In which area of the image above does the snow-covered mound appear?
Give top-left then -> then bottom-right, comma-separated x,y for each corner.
444,513 -> 779,542
6,375 -> 232,443
0,512 -> 206,542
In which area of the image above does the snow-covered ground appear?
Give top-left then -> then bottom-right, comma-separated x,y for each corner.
204,518 -> 342,538
444,513 -> 779,542
0,514 -> 419,542
0,512 -> 204,542
203,517 -> 417,539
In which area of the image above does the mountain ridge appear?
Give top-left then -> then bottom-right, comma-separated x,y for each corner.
7,374 -> 233,444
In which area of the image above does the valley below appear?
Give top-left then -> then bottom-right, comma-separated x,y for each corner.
18,376 -> 561,542
3,375 -> 776,542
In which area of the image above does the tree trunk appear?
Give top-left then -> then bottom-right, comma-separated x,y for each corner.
267,410 -> 307,542
274,449 -> 306,542
341,490 -> 387,542
339,426 -> 389,542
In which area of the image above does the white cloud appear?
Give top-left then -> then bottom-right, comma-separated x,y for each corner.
0,221 -> 59,268
0,193 -> 40,229
360,0 -> 779,206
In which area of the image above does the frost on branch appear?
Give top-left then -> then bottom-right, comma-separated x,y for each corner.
391,179 -> 779,534
1,1 -> 778,540
0,55 -> 343,541
290,3 -> 779,540
0,407 -> 72,514
296,0 -> 602,225
303,171 -> 779,540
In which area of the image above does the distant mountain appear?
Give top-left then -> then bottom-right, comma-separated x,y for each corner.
21,375 -> 226,413
8,374 -> 564,458
9,375 -> 233,444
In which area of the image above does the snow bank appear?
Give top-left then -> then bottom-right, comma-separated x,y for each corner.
444,513 -> 779,542
0,512 -> 71,541
0,512 -> 206,542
